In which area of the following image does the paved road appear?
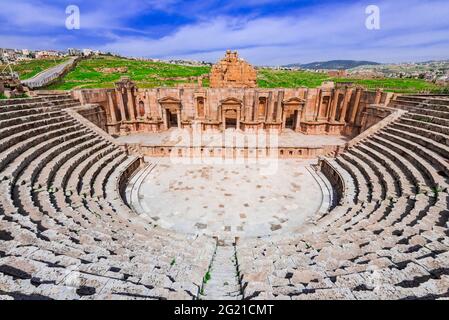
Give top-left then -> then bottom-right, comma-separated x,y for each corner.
22,57 -> 77,89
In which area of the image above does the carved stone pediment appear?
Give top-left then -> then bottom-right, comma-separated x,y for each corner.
158,96 -> 182,104
220,97 -> 243,107
282,97 -> 305,105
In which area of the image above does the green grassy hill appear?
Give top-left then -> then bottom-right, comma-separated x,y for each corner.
258,69 -> 444,93
0,58 -> 68,80
46,56 -> 211,90
6,55 -> 445,93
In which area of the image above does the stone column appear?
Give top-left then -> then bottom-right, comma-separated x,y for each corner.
222,108 -> 226,131
116,90 -> 126,121
177,110 -> 182,128
144,91 -> 151,118
315,93 -> 322,121
281,110 -> 287,129
340,89 -> 353,123
253,91 -> 259,121
127,89 -> 136,121
350,88 -> 363,124
267,92 -> 274,122
329,89 -> 340,122
276,92 -> 284,123
295,107 -> 302,131
237,110 -> 241,130
107,91 -> 117,124
375,89 -> 383,104
162,108 -> 168,129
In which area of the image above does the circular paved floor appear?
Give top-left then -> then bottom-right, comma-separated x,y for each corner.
130,158 -> 324,238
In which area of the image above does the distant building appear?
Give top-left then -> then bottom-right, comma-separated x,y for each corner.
82,49 -> 94,56
35,50 -> 60,59
68,48 -> 82,56
327,70 -> 348,77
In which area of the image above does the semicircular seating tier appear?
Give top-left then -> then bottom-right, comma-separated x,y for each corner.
237,95 -> 449,300
0,94 -> 215,300
0,94 -> 448,300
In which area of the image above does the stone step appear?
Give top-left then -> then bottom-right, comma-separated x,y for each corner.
202,244 -> 242,300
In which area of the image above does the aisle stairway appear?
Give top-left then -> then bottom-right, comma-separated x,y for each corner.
201,243 -> 243,300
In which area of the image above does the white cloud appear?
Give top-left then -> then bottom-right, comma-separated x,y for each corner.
1,0 -> 449,64
97,0 -> 449,64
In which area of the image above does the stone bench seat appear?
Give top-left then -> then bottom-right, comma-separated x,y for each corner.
23,133 -> 93,187
336,157 -> 371,203
0,94 -> 72,107
0,114 -> 70,153
356,144 -> 406,197
79,150 -> 125,197
0,97 -> 77,113
364,139 -> 424,194
314,204 -> 362,229
0,122 -> 78,178
385,126 -> 449,162
405,112 -> 449,128
339,201 -> 387,230
399,117 -> 449,136
3,127 -> 84,184
36,138 -> 103,190
390,122 -> 449,147
64,146 -> 117,196
0,111 -> 65,132
373,195 -> 430,231
347,149 -> 389,200
53,142 -> 111,192
92,153 -> 128,199
407,106 -> 449,119
378,131 -> 449,186
0,100 -> 79,117
370,135 -> 438,191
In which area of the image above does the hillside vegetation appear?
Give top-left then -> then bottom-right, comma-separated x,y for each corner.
0,58 -> 68,80
258,69 -> 445,93
7,55 -> 442,93
46,56 -> 211,90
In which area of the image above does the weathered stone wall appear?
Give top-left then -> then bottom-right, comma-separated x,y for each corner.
209,50 -> 257,88
73,85 -> 391,138
119,143 -> 341,160
70,104 -> 108,132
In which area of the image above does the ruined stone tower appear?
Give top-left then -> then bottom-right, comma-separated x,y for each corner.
209,50 -> 257,88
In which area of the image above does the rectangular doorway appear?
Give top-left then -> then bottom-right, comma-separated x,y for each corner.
225,118 -> 237,129
167,110 -> 178,128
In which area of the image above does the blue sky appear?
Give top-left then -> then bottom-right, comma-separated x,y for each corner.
1,0 -> 449,65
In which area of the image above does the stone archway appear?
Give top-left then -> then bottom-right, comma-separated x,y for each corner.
159,97 -> 182,129
282,97 -> 305,131
220,97 -> 242,130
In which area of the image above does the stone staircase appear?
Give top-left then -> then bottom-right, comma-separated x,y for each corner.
201,243 -> 243,300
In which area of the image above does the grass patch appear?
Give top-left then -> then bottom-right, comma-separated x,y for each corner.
203,271 -> 211,284
47,55 -> 211,90
170,258 -> 176,266
258,69 -> 331,88
258,68 -> 445,93
0,93 -> 28,100
44,55 -> 447,94
0,58 -> 68,80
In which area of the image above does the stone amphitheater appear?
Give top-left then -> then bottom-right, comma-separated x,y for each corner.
0,54 -> 448,300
